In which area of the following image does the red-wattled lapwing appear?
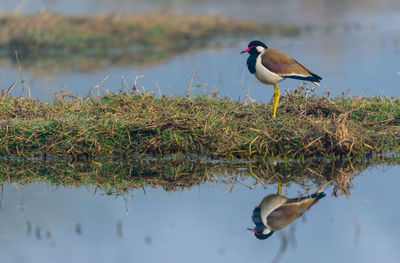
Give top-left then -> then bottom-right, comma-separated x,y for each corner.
248,190 -> 325,240
241,40 -> 322,119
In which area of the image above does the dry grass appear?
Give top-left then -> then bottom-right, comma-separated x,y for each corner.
0,88 -> 399,159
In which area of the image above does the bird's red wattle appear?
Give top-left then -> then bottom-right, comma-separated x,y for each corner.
242,45 -> 256,53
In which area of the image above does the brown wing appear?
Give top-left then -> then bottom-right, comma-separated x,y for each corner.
261,48 -> 315,78
267,199 -> 316,231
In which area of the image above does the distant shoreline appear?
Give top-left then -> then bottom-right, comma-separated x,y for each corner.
0,13 -> 300,65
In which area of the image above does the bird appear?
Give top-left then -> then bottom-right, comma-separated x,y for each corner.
241,40 -> 322,119
248,190 -> 326,240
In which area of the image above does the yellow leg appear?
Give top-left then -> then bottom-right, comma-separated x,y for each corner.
273,83 -> 280,120
278,182 -> 283,196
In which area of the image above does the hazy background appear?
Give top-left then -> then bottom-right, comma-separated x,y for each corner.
0,0 -> 399,101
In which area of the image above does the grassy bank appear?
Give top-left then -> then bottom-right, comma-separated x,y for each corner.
1,155 -> 398,196
0,90 -> 399,159
0,13 -> 299,66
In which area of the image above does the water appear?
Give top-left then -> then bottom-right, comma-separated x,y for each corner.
0,164 -> 399,262
0,1 -> 399,101
1,0 -> 399,25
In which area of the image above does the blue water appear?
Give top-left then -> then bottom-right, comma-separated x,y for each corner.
0,1 -> 399,101
0,165 -> 399,262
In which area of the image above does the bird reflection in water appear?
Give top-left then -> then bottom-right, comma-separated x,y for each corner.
248,189 -> 325,240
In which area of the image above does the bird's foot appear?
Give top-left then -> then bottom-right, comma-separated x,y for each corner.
278,182 -> 283,196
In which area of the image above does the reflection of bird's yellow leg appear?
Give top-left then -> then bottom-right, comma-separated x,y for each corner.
278,182 -> 283,196
273,83 -> 280,120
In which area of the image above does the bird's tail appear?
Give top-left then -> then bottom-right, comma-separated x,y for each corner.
292,189 -> 326,202
310,191 -> 326,201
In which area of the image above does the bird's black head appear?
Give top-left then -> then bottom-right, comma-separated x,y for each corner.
241,40 -> 268,55
248,40 -> 267,49
247,227 -> 275,240
254,231 -> 274,240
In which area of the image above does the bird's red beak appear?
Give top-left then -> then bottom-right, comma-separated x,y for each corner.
247,228 -> 262,235
241,46 -> 255,54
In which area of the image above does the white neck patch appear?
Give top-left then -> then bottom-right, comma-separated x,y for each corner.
256,46 -> 265,53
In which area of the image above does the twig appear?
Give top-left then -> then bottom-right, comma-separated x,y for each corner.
5,81 -> 17,98
186,74 -> 197,98
133,75 -> 145,94
90,75 -> 109,98
15,51 -> 31,98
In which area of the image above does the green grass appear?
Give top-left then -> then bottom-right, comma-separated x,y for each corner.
0,88 -> 399,159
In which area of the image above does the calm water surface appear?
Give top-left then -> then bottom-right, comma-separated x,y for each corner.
0,1 -> 399,101
0,165 -> 399,262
